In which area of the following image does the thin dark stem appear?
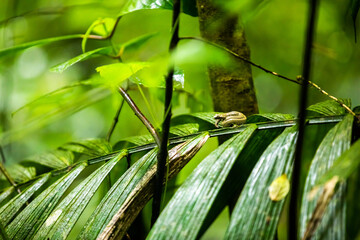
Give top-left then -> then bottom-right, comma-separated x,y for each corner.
106,98 -> 125,142
0,146 -> 21,194
81,17 -> 120,41
289,1 -> 319,240
179,37 -> 359,120
151,0 -> 180,226
180,36 -> 300,84
118,87 -> 161,147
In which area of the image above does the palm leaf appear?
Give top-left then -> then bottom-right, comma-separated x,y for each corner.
6,163 -> 86,240
80,133 -> 209,239
299,114 -> 353,239
0,174 -> 50,225
147,125 -> 257,239
33,150 -> 126,240
225,126 -> 298,239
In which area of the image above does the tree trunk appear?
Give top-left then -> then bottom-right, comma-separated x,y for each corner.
196,0 -> 258,116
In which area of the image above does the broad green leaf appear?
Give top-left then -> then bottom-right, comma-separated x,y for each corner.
78,149 -> 157,240
307,99 -> 351,117
92,18 -> 117,37
94,133 -> 209,239
131,58 -> 184,88
130,57 -> 168,88
96,62 -> 149,88
7,164 -> 86,240
118,0 -> 197,17
51,32 -> 157,73
1,164 -> 36,183
147,125 -> 257,240
172,112 -> 218,130
50,47 -> 112,73
0,174 -> 50,225
60,138 -> 112,157
247,113 -> 295,123
225,126 -> 298,240
169,123 -> 199,136
0,187 -> 14,205
33,150 -> 126,240
116,135 -> 155,149
318,134 -> 360,183
299,114 -> 353,239
26,150 -> 74,169
0,34 -> 82,58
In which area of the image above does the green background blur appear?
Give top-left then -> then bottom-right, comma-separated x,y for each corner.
0,0 -> 359,238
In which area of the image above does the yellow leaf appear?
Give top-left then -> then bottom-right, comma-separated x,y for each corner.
268,174 -> 290,201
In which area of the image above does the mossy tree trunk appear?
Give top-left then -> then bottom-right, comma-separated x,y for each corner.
196,0 -> 258,116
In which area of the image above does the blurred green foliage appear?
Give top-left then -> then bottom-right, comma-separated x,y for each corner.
0,0 -> 359,238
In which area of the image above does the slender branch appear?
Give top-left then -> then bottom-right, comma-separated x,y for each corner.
118,87 -> 161,147
179,37 -> 359,121
9,115 -> 344,191
106,97 -> 125,142
151,0 -> 180,226
289,1 -> 319,239
180,36 -> 300,84
0,146 -> 21,194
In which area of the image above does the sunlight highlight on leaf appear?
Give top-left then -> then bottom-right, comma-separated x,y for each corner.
96,62 -> 150,88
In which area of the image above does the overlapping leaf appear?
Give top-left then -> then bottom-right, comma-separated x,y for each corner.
0,174 -> 50,225
6,164 -> 86,240
25,150 -> 74,169
51,32 -> 157,73
299,114 -> 353,239
147,125 -> 257,239
60,138 -> 112,157
33,150 -> 127,240
225,126 -> 298,239
96,62 -> 150,88
318,134 -> 360,183
81,133 -> 209,239
0,164 -> 36,183
0,187 -> 14,205
307,99 -> 351,117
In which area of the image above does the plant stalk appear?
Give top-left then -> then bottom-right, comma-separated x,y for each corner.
289,1 -> 319,239
151,0 -> 180,226
118,87 -> 161,147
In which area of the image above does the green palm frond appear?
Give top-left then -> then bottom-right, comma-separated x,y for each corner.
0,100 -> 358,239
